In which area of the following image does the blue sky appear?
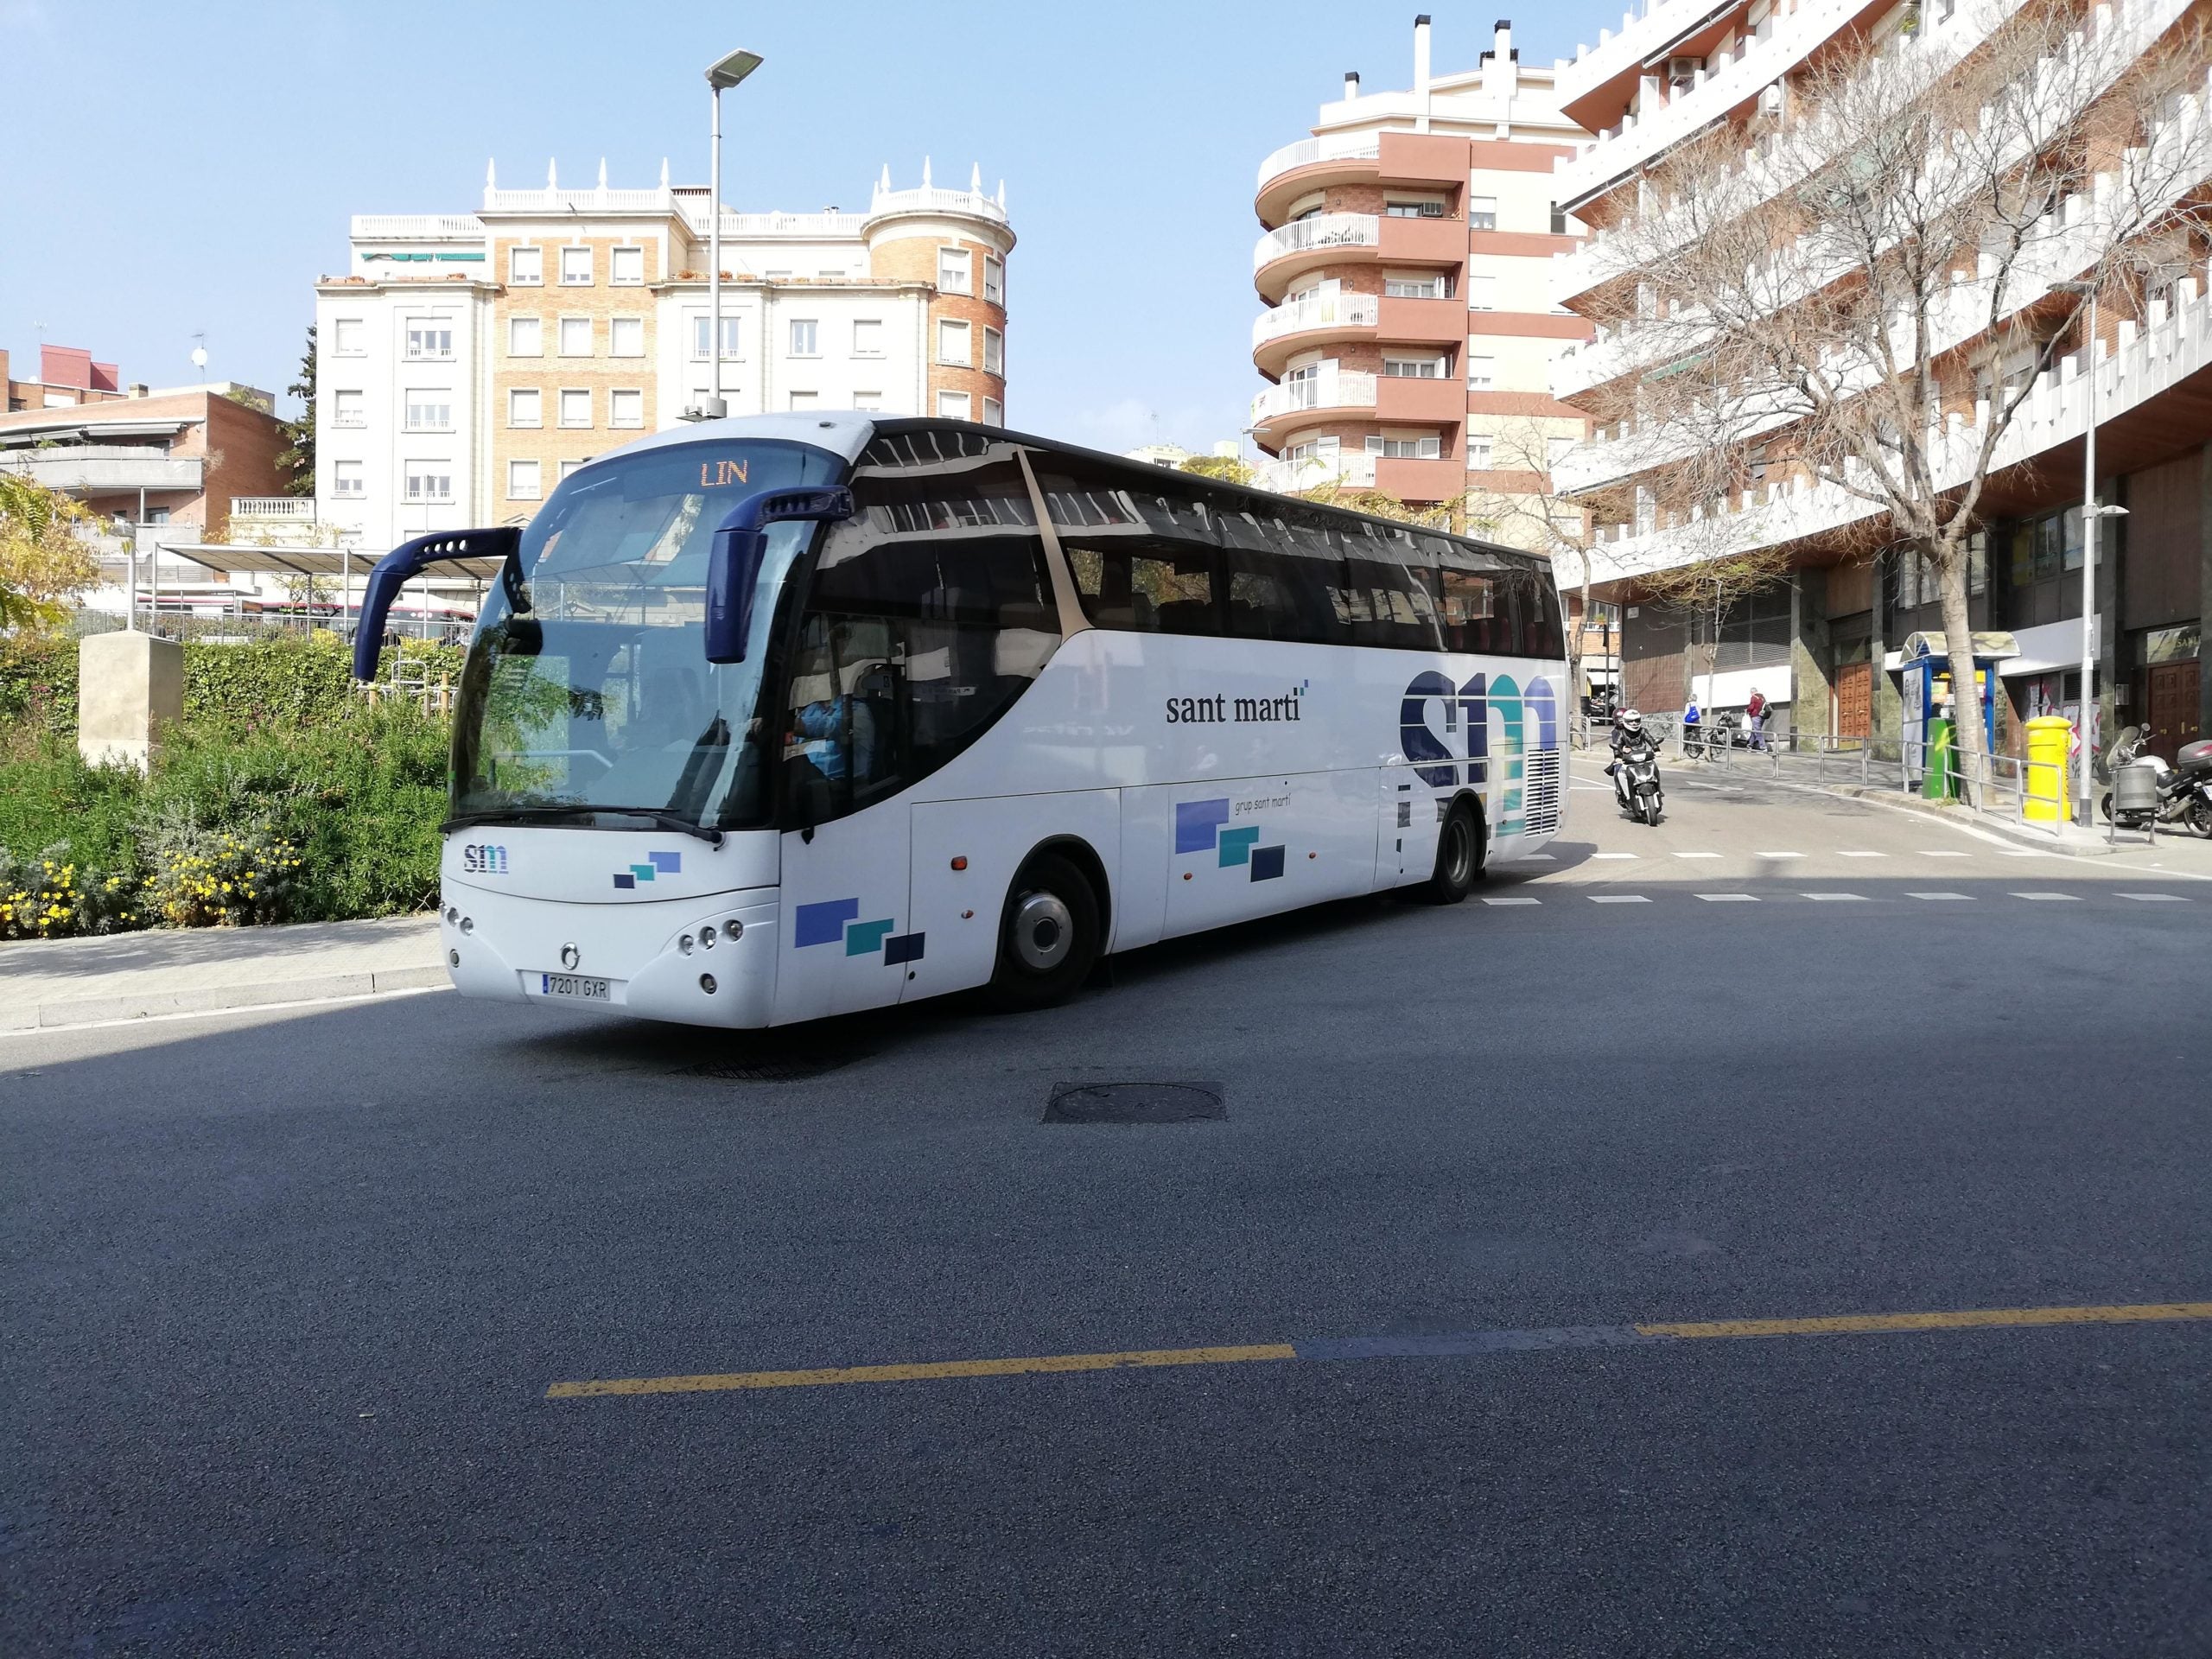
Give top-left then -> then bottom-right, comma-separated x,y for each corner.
1,0 -> 1618,454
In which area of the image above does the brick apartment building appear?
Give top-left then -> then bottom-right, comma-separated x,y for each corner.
1550,0 -> 2211,760
315,161 -> 1014,556
1247,16 -> 1592,537
3,344 -> 128,412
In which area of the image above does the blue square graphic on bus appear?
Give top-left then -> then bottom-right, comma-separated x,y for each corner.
1175,798 -> 1230,854
1176,797 -> 1285,884
612,849 -> 684,890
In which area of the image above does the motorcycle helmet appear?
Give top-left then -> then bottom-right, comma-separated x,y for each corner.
1618,709 -> 1644,735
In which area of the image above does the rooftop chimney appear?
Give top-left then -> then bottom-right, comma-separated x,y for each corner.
1482,16 -> 1520,115
1344,69 -> 1361,100
1413,14 -> 1433,133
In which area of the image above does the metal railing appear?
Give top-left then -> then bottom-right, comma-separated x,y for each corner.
1253,213 -> 1380,274
1255,133 -> 1382,192
1252,291 -> 1380,350
1250,368 -> 1377,426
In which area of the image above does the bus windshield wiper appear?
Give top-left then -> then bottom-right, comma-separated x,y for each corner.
441,804 -> 724,846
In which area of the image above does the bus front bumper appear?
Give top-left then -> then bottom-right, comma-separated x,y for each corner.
438,881 -> 781,1028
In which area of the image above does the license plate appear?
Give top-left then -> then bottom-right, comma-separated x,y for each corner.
537,972 -> 612,1001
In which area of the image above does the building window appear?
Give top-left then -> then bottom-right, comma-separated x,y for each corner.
983,253 -> 1005,305
938,391 -> 972,420
982,326 -> 1004,375
938,320 -> 971,365
1466,355 -> 1495,391
508,316 -> 542,357
1548,436 -> 1577,468
332,389 -> 364,428
789,391 -> 818,410
690,315 -> 742,361
559,245 -> 593,285
610,245 -> 645,285
851,318 -> 884,357
1549,200 -> 1568,235
1467,276 -> 1497,312
403,463 -> 453,502
609,388 -> 644,429
1384,273 -> 1450,299
559,316 -> 592,357
1466,435 -> 1494,468
331,319 -> 364,355
508,387 -> 542,428
983,396 -> 1004,426
559,389 -> 591,429
403,390 -> 452,431
1385,197 -> 1446,218
788,318 -> 819,357
507,459 -> 542,499
853,391 -> 883,411
559,458 -> 588,481
938,247 -> 973,294
1382,354 -> 1447,378
509,245 -> 543,286
609,316 -> 644,358
1469,195 -> 1498,231
1365,433 -> 1442,459
404,322 -> 453,359
333,461 -> 364,497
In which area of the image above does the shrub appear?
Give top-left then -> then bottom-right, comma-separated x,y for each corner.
0,736 -> 145,872
0,844 -> 144,940
142,817 -> 302,928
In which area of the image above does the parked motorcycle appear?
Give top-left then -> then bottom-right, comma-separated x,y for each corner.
2098,727 -> 2212,837
1612,733 -> 1665,826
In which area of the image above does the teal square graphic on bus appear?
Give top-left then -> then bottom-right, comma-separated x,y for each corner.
1176,798 -> 1287,882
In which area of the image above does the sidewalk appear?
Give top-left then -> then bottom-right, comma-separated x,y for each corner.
0,913 -> 446,1031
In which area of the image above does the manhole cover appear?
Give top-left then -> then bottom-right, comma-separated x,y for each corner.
683,1052 -> 852,1083
1042,1081 -> 1225,1124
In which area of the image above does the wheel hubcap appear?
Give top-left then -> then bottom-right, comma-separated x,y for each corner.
1446,820 -> 1471,882
1012,890 -> 1074,972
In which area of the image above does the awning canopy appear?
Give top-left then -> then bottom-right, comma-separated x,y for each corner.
162,543 -> 506,580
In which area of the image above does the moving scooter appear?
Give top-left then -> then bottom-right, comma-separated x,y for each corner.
1611,734 -> 1665,826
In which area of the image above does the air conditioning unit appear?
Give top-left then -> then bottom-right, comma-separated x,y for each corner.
1758,82 -> 1784,118
1418,201 -> 1446,218
1665,55 -> 1703,84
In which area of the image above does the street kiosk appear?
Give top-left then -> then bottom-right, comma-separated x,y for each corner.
1898,631 -> 2019,796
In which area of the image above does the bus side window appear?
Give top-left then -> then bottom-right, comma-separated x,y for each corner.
1437,568 -> 1497,654
1216,508 -> 1346,645
1343,556 -> 1445,650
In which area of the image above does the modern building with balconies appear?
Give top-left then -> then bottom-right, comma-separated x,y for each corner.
1549,0 -> 2212,759
1247,16 -> 1592,529
316,160 -> 1015,559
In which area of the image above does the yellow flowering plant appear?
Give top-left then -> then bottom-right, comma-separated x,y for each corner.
143,823 -> 301,929
0,843 -> 143,940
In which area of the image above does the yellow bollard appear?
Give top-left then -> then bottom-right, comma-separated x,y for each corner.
2024,715 -> 2072,823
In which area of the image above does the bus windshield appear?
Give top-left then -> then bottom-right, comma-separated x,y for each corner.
449,438 -> 845,832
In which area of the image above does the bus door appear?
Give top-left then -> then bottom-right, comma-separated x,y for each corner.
1377,766 -> 1415,887
769,620 -> 916,1023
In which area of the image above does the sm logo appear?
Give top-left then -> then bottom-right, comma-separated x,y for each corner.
1399,671 -> 1560,837
461,843 -> 509,875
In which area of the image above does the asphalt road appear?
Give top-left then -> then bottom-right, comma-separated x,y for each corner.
5,766 -> 2209,1656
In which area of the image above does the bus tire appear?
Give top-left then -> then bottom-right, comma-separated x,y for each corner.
1425,800 -> 1482,905
986,853 -> 1101,1012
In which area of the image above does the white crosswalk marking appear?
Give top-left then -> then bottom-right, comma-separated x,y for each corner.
1696,893 -> 1760,902
1482,896 -> 1541,906
1757,852 -> 1805,859
1917,850 -> 1971,858
1591,853 -> 1638,861
1909,893 -> 1972,900
1589,894 -> 1651,904
1802,893 -> 1868,901
1837,850 -> 1887,858
1674,852 -> 1722,859
2119,893 -> 2190,902
2012,892 -> 2080,901
1519,854 -> 1556,861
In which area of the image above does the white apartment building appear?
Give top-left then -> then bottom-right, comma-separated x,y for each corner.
315,161 -> 1014,556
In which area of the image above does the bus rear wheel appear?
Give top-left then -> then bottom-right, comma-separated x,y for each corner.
987,853 -> 1101,1012
1425,801 -> 1483,905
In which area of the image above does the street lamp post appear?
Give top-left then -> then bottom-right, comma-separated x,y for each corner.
698,48 -> 763,423
2053,280 -> 2130,824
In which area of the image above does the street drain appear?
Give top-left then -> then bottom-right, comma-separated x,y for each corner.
683,1052 -> 853,1083
1043,1081 -> 1225,1124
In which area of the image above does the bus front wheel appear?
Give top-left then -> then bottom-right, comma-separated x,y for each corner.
1425,800 -> 1483,905
987,853 -> 1101,1011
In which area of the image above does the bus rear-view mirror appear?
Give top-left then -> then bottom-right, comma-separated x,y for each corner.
704,486 -> 855,664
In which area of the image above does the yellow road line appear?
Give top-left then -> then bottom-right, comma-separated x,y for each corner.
546,1342 -> 1297,1398
1637,1301 -> 2212,1340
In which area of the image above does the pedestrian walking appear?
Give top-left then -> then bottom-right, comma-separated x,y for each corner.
1682,694 -> 1703,759
1745,687 -> 1767,751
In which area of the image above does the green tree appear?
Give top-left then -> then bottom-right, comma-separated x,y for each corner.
276,324 -> 315,496
1178,453 -> 1255,486
0,473 -> 99,634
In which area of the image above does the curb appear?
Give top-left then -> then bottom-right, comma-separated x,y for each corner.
6,964 -> 450,1032
1816,785 -> 2123,857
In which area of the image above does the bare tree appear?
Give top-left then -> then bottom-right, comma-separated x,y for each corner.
1573,0 -> 2212,791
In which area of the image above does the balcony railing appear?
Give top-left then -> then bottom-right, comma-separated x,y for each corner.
1586,270 -> 2212,581
229,497 -> 318,519
1253,452 -> 1378,494
353,213 -> 486,240
1255,132 -> 1383,193
1253,213 -> 1380,274
1252,291 -> 1382,350
1250,368 -> 1378,426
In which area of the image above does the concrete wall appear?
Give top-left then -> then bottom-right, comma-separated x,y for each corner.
78,631 -> 182,772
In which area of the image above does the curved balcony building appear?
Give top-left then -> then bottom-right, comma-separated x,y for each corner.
1246,16 -> 1593,523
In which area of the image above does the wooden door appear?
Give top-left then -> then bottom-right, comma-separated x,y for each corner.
2145,661 -> 2202,762
1834,662 -> 1872,738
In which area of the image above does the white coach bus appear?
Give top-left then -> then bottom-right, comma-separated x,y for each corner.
353,415 -> 1567,1028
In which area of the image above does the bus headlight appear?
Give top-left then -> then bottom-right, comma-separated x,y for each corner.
678,934 -> 694,956
697,925 -> 716,949
723,918 -> 744,941
699,973 -> 717,994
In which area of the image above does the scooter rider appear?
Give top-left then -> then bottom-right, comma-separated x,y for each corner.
1607,708 -> 1653,804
